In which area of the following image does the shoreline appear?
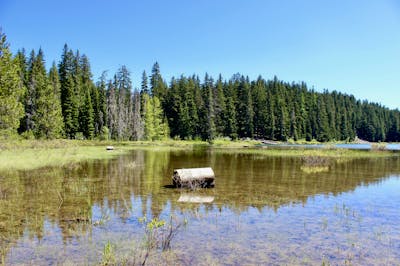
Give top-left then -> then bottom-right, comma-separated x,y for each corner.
0,139 -> 398,171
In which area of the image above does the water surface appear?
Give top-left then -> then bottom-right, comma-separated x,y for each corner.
0,148 -> 399,265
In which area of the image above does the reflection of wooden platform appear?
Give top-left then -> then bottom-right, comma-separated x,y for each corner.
173,167 -> 215,188
178,194 -> 214,203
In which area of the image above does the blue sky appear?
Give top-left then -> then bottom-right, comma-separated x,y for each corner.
1,0 -> 399,109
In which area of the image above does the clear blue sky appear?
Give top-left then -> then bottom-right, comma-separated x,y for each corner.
1,0 -> 399,109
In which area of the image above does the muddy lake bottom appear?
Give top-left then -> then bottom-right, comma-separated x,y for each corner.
1,148 -> 399,265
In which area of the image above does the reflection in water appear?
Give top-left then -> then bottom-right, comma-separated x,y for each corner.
0,148 -> 399,264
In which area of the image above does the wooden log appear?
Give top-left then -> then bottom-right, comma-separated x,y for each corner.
173,167 -> 215,188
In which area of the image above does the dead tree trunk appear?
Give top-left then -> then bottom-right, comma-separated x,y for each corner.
172,167 -> 215,188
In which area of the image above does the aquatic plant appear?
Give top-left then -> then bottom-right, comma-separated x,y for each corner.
101,241 -> 116,266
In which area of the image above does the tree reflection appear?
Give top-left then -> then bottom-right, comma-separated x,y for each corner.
0,149 -> 399,263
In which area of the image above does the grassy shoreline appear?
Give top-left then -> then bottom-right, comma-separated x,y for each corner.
0,139 -> 398,171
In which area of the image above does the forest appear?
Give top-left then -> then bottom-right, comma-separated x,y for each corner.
1,31 -> 399,142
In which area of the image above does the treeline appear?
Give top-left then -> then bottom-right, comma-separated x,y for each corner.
1,32 -> 399,142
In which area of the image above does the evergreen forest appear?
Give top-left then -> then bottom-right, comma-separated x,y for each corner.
1,32 -> 399,142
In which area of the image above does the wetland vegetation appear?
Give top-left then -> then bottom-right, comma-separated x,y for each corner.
1,28 -> 400,265
0,145 -> 399,265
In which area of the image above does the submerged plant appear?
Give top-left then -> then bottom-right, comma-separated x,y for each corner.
101,241 -> 116,266
138,216 -> 183,265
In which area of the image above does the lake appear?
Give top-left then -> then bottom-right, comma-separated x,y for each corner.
1,148 -> 399,265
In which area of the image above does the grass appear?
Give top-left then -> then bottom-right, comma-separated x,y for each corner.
300,165 -> 330,173
212,145 -> 398,159
0,139 -> 398,172
0,140 -> 132,171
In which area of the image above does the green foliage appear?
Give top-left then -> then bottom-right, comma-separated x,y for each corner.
21,130 -> 35,140
59,44 -> 79,138
101,241 -> 116,266
32,51 -> 64,139
80,89 -> 94,139
99,126 -> 110,140
143,94 -> 170,141
0,31 -> 399,142
0,32 -> 25,134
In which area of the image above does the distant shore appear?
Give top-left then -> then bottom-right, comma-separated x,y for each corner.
0,139 -> 398,171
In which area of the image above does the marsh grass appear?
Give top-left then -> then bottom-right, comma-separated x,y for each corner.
1,139 -> 398,172
301,155 -> 331,173
0,143 -> 131,171
300,165 -> 330,173
98,216 -> 184,266
212,146 -> 398,159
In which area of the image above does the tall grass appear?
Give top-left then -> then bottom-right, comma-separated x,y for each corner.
0,144 -> 130,171
212,146 -> 398,158
1,139 -> 398,171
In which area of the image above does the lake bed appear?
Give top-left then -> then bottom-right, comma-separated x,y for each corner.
1,148 -> 399,265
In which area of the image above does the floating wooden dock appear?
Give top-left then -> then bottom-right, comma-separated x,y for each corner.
172,167 -> 215,188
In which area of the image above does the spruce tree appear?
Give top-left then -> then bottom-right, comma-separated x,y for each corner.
214,75 -> 226,136
59,44 -> 79,138
252,76 -> 268,139
141,70 -> 149,94
96,71 -> 108,135
224,80 -> 238,139
79,54 -> 96,138
48,62 -> 64,137
132,89 -> 143,140
150,62 -> 167,105
33,51 -> 63,138
24,50 -> 37,133
0,32 -> 25,135
81,89 -> 95,139
236,76 -> 254,138
107,79 -> 118,139
203,73 -> 216,140
14,49 -> 29,133
143,94 -> 169,140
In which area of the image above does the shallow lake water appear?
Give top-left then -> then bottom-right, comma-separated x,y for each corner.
1,148 -> 400,265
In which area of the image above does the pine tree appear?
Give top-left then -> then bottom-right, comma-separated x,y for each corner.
81,89 -> 95,139
132,89 -> 143,140
14,49 -> 29,133
79,54 -> 96,137
33,52 -> 63,139
164,77 -> 181,138
141,70 -> 149,95
315,96 -> 330,142
252,76 -> 268,139
143,93 -> 155,140
224,80 -> 238,139
214,75 -> 226,136
23,50 -> 37,133
143,94 -> 169,140
203,73 -> 216,140
0,32 -> 25,135
59,44 -> 79,138
107,79 -> 118,139
96,71 -> 108,135
236,76 -> 254,138
150,62 -> 167,105
48,62 -> 64,137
